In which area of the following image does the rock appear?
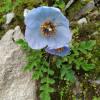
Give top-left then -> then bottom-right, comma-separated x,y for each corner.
77,17 -> 87,25
0,26 -> 37,100
89,80 -> 100,85
75,0 -> 95,20
3,12 -> 15,25
24,9 -> 31,17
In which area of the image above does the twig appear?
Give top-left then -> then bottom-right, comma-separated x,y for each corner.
64,0 -> 75,11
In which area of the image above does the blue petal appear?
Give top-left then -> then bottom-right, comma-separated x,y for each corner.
25,8 -> 40,29
45,46 -> 70,57
24,6 -> 72,50
25,27 -> 47,49
46,26 -> 72,49
25,6 -> 62,29
54,12 -> 69,27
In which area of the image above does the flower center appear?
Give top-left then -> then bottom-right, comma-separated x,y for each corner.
40,21 -> 56,37
55,47 -> 64,52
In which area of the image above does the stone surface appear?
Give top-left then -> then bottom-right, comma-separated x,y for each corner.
0,26 -> 37,100
75,0 -> 95,20
77,17 -> 87,25
3,12 -> 15,25
24,9 -> 31,17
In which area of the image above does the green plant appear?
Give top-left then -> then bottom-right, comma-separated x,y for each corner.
16,39 -> 55,100
66,40 -> 96,71
0,0 -> 24,13
53,0 -> 65,10
93,96 -> 100,100
16,38 -> 96,100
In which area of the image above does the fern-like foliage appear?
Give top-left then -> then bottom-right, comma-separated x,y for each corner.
16,38 -> 96,100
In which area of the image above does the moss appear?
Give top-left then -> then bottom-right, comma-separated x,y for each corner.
79,22 -> 97,34
0,30 -> 5,39
0,16 -> 5,39
0,16 -> 5,25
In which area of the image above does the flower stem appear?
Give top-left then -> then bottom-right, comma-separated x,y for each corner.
47,0 -> 53,6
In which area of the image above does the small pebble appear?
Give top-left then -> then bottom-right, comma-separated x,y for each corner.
78,17 -> 87,25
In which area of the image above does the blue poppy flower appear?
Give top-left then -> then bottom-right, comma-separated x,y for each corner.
25,6 -> 72,49
45,45 -> 70,57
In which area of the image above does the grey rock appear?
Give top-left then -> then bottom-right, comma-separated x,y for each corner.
3,12 -> 15,25
77,17 -> 87,25
0,26 -> 37,100
75,0 -> 95,20
89,80 -> 100,85
24,9 -> 31,18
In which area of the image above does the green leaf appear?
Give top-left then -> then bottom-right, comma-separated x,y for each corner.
81,62 -> 95,71
41,67 -> 48,73
85,40 -> 96,50
40,83 -> 54,100
54,0 -> 65,10
74,58 -> 83,70
56,59 -> 62,68
48,69 -> 54,75
16,39 -> 29,50
32,69 -> 43,80
79,40 -> 96,51
41,77 -> 55,84
61,65 -> 75,82
23,63 -> 35,71
68,55 -> 75,64
40,91 -> 51,100
40,84 -> 54,93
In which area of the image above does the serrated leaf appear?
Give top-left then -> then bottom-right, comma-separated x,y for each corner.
56,59 -> 63,68
68,55 -> 75,64
81,62 -> 95,71
40,84 -> 54,93
61,66 -> 75,82
79,40 -> 96,51
54,0 -> 65,10
74,58 -> 82,70
16,39 -> 29,50
23,63 -> 34,71
41,77 -> 55,84
32,70 -> 43,80
48,69 -> 54,75
40,91 -> 51,100
85,40 -> 96,50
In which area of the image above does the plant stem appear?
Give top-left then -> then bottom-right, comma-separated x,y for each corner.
47,0 -> 53,6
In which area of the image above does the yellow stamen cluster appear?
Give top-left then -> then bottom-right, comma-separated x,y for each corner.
41,21 -> 56,37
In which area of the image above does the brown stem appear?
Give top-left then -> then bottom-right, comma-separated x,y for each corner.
47,0 -> 53,6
